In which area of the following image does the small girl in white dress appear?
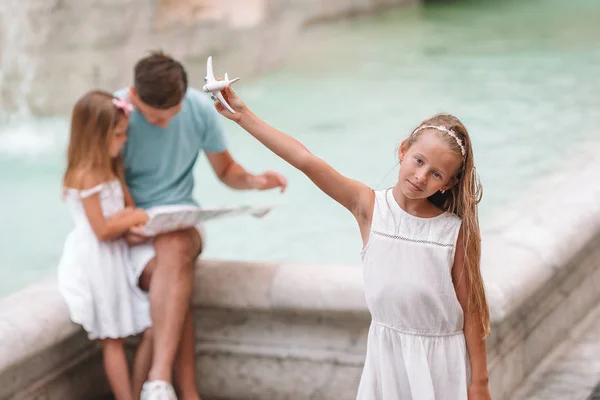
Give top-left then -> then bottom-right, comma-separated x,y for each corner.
215,87 -> 492,400
58,90 -> 153,400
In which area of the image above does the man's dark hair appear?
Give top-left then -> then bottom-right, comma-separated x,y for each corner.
134,51 -> 188,109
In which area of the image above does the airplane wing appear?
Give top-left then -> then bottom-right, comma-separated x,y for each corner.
215,90 -> 235,114
206,56 -> 215,82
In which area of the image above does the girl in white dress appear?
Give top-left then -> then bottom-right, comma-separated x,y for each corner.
58,90 -> 154,400
214,87 -> 491,400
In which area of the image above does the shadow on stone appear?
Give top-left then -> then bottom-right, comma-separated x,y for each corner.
589,382 -> 600,400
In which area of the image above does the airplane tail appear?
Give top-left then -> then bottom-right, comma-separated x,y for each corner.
224,72 -> 240,85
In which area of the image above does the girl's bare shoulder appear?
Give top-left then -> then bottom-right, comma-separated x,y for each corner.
65,168 -> 110,190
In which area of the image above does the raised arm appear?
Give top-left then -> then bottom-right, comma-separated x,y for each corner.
242,114 -> 372,214
214,86 -> 374,237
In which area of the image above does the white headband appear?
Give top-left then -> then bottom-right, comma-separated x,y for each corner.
412,125 -> 466,157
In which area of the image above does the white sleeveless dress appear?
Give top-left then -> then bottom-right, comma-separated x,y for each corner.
357,189 -> 469,400
58,179 -> 151,340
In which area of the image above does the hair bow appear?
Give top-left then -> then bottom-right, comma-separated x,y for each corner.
112,98 -> 134,116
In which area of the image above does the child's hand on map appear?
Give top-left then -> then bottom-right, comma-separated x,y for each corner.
126,224 -> 152,245
132,209 -> 150,225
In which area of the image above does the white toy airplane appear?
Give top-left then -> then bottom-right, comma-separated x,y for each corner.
202,56 -> 240,114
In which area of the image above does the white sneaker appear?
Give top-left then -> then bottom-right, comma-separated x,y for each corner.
140,380 -> 178,400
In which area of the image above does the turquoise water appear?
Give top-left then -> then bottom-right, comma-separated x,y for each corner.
1,0 -> 599,297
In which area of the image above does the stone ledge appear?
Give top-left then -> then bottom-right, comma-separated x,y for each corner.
481,142 -> 600,323
512,300 -> 600,399
194,260 -> 366,314
486,238 -> 600,399
0,276 -> 108,399
482,173 -> 600,323
0,276 -> 78,372
483,154 -> 600,399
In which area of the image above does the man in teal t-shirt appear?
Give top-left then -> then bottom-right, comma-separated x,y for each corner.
116,86 -> 227,210
117,52 -> 286,400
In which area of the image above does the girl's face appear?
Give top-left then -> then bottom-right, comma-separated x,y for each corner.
398,132 -> 462,200
108,117 -> 129,158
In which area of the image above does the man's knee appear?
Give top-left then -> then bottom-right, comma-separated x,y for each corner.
155,229 -> 202,268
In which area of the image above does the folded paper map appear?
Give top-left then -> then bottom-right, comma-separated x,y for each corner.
140,204 -> 273,236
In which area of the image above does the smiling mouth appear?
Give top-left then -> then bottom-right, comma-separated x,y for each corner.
407,181 -> 423,192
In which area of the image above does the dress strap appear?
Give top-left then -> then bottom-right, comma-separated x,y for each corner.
79,183 -> 105,199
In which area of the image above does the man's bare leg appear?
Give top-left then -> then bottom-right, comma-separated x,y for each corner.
173,310 -> 201,400
145,228 -> 201,383
132,328 -> 154,399
138,233 -> 202,399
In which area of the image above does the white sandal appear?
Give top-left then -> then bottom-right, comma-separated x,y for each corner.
140,380 -> 178,400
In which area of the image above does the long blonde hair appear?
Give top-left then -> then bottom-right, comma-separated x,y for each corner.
407,113 -> 489,337
63,90 -> 127,189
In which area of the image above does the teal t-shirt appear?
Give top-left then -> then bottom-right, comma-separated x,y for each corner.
114,88 -> 227,209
